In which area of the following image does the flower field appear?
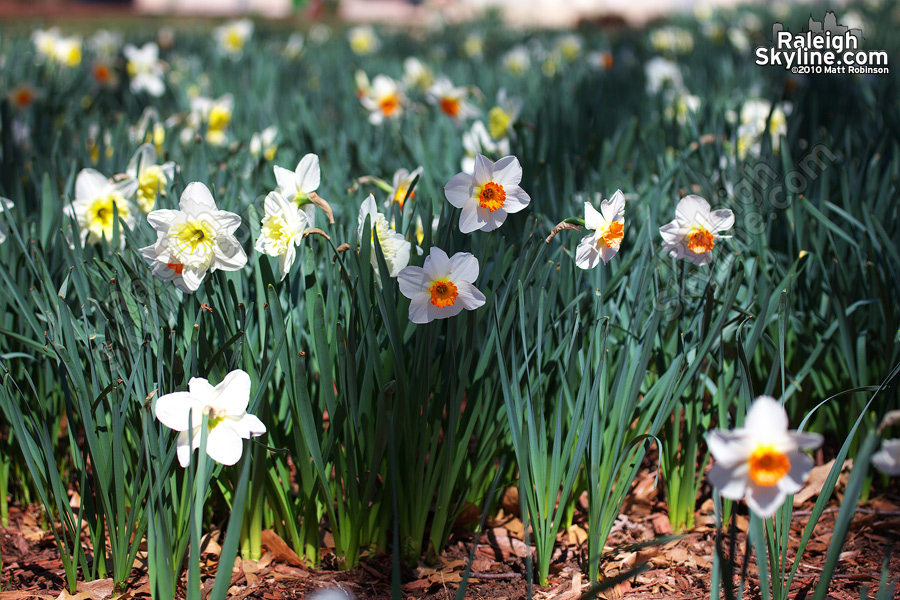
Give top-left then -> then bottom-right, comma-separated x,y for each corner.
1,2 -> 899,599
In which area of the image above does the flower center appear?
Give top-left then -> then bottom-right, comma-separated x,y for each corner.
748,444 -> 791,486
429,279 -> 459,308
379,94 -> 400,117
207,106 -> 232,133
440,97 -> 460,117
138,166 -> 167,212
65,45 -> 81,67
687,227 -> 715,254
600,221 -> 625,249
169,219 -> 217,267
85,193 -> 129,242
488,107 -> 511,140
393,185 -> 414,208
13,88 -> 34,108
294,190 -> 310,205
477,181 -> 506,212
225,30 -> 245,52
93,63 -> 112,83
261,215 -> 292,253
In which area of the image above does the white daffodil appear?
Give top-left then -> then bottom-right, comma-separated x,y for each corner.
390,166 -> 423,209
155,369 -> 266,468
737,99 -> 790,158
255,191 -> 308,281
0,197 -> 14,244
125,144 -> 177,213
665,92 -> 701,124
188,94 -> 234,146
660,195 -> 734,266
273,153 -> 321,227
398,247 -> 486,324
462,121 -> 510,174
644,57 -> 684,95
872,439 -> 900,476
575,190 -> 625,269
283,33 -> 305,61
33,29 -> 82,66
250,126 -> 278,161
130,108 -> 166,155
348,25 -> 380,56
89,29 -> 122,59
402,57 -> 434,91
462,33 -> 484,59
141,182 -> 247,293
215,19 -> 253,57
124,42 -> 165,97
487,89 -> 522,142
427,77 -> 478,123
555,34 -> 583,62
649,27 -> 694,54
67,169 -> 137,247
707,396 -> 822,518
586,50 -> 615,71
502,45 -> 531,75
358,194 -> 411,279
360,75 -> 404,125
444,154 -> 530,233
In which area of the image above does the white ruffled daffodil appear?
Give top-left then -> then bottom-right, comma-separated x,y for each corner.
141,182 -> 247,293
215,19 -> 253,57
67,169 -> 137,247
660,195 -> 734,266
124,42 -> 165,97
155,369 -> 266,468
360,75 -> 405,125
575,190 -> 625,269
188,94 -> 234,146
427,77 -> 478,123
255,191 -> 308,281
0,197 -> 14,244
358,194 -> 411,279
462,121 -> 510,174
391,166 -> 423,209
250,126 -> 278,161
273,153 -> 321,227
398,247 -> 486,324
872,439 -> 900,476
125,144 -> 177,214
707,396 -> 822,518
444,154 -> 530,233
348,25 -> 380,55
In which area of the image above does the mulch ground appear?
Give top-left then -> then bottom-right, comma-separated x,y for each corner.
2,465 -> 898,600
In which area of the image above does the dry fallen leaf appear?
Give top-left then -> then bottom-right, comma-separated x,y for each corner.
794,459 -> 852,506
260,529 -> 305,567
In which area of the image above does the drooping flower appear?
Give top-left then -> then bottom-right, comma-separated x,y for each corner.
427,77 -> 478,123
141,182 -> 247,293
0,197 -> 14,244
872,439 -> 900,477
358,194 -> 411,279
273,153 -> 321,227
707,396 -> 822,518
398,247 -> 486,324
154,369 -> 266,468
659,195 -> 734,266
67,169 -> 137,247
255,191 -> 308,281
461,121 -> 510,174
125,144 -> 177,213
444,154 -> 530,233
215,19 -> 254,57
360,75 -> 405,125
390,166 -> 423,209
124,42 -> 165,97
575,190 -> 626,269
348,25 -> 380,55
250,126 -> 278,161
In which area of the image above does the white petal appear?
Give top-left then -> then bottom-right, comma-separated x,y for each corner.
708,463 -> 748,501
180,182 -> 217,212
155,392 -> 202,431
76,169 -> 110,201
213,237 -> 248,271
188,377 -> 216,400
176,430 -> 193,467
273,165 -> 298,195
502,186 -> 530,213
226,412 -> 267,438
449,252 -> 479,283
481,209 -> 508,232
397,265 -> 425,300
706,430 -> 751,467
211,369 -> 252,415
709,209 -> 735,232
146,209 -> 180,232
472,154 -> 494,187
455,281 -> 486,310
408,294 -> 434,324
600,190 -> 625,223
424,247 -> 451,279
778,450 -> 814,494
458,202 -> 486,234
295,154 -> 320,193
744,396 -> 788,439
745,482 -> 787,518
490,155 -> 522,187
872,439 -> 900,476
205,424 -> 244,466
584,203 -> 604,230
444,173 -> 474,208
128,144 -> 157,176
675,195 -> 711,226
575,237 -> 600,270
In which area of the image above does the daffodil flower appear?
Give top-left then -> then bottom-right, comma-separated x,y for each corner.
123,42 -> 165,97
358,194 -> 411,280
398,247 -> 486,324
402,57 -> 434,91
215,19 -> 253,57
644,57 -> 684,95
736,99 -> 791,158
575,190 -> 625,269
444,154 -> 531,233
250,126 -> 278,161
6,84 -> 40,111
462,121 -> 510,174
502,45 -> 531,74
872,439 -> 900,476
660,195 -> 734,266
390,166 -> 423,209
707,396 -> 822,518
33,29 -> 81,66
67,169 -> 137,247
187,95 -> 234,146
360,75 -> 404,125
348,25 -> 380,56
155,369 -> 266,468
0,197 -> 14,244
273,153 -> 321,227
427,77 -> 478,123
125,144 -> 177,213
141,182 -> 247,293
487,89 -> 522,141
255,191 -> 308,281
